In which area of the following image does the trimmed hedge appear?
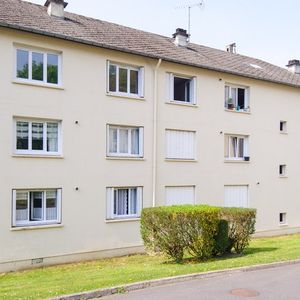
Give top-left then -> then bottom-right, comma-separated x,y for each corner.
141,205 -> 256,262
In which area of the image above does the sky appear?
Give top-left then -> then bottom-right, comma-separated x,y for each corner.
25,0 -> 300,68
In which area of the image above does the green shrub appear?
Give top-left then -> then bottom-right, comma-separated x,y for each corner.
141,205 -> 220,262
213,219 -> 229,256
221,207 -> 256,254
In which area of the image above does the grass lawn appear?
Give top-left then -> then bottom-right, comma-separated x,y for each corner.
1,234 -> 300,300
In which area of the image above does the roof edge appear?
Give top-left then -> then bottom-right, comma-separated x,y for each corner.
1,22 -> 299,89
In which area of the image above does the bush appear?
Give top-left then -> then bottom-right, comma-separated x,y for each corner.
213,219 -> 229,256
221,207 -> 256,254
141,205 -> 256,262
141,205 -> 220,262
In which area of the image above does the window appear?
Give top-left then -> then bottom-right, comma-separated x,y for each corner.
12,189 -> 62,227
279,213 -> 287,225
280,121 -> 287,133
224,134 -> 249,161
106,187 -> 142,219
107,125 -> 143,157
166,129 -> 196,160
165,186 -> 195,205
108,62 -> 144,97
14,119 -> 62,156
279,165 -> 287,177
16,48 -> 61,85
167,73 -> 196,104
224,185 -> 249,208
225,84 -> 249,112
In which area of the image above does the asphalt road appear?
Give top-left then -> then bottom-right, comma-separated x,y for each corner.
100,263 -> 300,300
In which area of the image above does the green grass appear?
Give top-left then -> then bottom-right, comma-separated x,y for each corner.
1,234 -> 300,300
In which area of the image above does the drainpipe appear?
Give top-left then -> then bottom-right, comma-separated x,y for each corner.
152,58 -> 162,207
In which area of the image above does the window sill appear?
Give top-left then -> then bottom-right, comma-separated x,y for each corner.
224,108 -> 250,114
12,80 -> 64,90
12,154 -> 64,159
165,158 -> 197,162
106,156 -> 145,161
279,223 -> 288,227
280,132 -> 288,135
279,175 -> 288,178
105,218 -> 140,223
165,101 -> 198,108
11,223 -> 63,231
224,159 -> 250,164
106,92 -> 145,101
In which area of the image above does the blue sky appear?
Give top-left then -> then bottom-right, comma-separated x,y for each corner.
25,0 -> 300,68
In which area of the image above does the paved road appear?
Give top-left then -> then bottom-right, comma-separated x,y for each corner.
100,263 -> 300,300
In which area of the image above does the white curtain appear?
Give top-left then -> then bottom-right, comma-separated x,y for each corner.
131,128 -> 139,155
119,129 -> 128,153
47,123 -> 58,152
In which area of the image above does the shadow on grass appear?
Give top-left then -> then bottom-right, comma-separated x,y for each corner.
163,247 -> 278,265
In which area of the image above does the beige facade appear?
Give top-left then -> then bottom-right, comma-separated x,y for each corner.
1,26 -> 300,272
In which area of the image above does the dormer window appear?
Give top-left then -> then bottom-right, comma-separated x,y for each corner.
225,84 -> 249,112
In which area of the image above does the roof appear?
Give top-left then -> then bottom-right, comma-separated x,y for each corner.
1,0 -> 300,88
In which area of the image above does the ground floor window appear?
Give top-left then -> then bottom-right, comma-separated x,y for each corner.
224,185 -> 249,208
12,189 -> 62,227
106,187 -> 142,219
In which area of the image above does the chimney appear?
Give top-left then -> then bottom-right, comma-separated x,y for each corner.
226,43 -> 236,54
286,60 -> 300,74
173,28 -> 189,47
44,0 -> 68,18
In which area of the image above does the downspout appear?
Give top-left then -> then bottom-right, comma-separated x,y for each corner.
152,58 -> 162,207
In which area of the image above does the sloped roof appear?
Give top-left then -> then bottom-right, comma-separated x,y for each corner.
1,0 -> 300,88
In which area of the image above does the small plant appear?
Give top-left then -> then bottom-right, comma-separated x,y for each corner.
227,97 -> 235,109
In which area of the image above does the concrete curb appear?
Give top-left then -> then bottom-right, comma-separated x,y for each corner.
49,259 -> 300,300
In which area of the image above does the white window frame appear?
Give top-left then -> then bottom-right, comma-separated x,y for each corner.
224,185 -> 249,208
167,73 -> 197,105
15,46 -> 62,86
12,189 -> 62,227
279,212 -> 287,225
225,84 -> 249,112
165,129 -> 196,160
280,121 -> 287,133
165,185 -> 196,206
106,187 -> 143,220
14,118 -> 62,156
224,134 -> 249,161
106,125 -> 144,158
107,61 -> 144,98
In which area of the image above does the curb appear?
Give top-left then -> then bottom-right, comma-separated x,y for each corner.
49,259 -> 300,300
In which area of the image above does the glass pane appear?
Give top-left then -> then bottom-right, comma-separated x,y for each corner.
16,192 -> 28,221
32,123 -> 44,150
32,52 -> 44,81
109,65 -> 117,92
130,70 -> 138,94
46,190 -> 57,220
131,128 -> 139,155
174,77 -> 191,102
129,188 -> 137,214
230,137 -> 237,158
238,88 -> 245,109
30,191 -> 43,221
119,68 -> 128,93
231,88 -> 237,107
47,123 -> 58,152
47,54 -> 58,84
109,128 -> 118,153
16,121 -> 29,150
119,129 -> 128,153
238,138 -> 244,157
16,49 -> 29,79
116,189 -> 129,215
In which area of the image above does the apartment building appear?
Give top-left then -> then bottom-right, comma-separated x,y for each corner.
1,0 -> 300,272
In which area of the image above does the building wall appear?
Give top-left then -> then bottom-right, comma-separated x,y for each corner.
1,27 -> 300,271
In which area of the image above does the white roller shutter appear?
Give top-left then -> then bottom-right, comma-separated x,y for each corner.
224,185 -> 249,208
165,186 -> 195,206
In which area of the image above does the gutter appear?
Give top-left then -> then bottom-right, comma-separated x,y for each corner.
152,58 -> 162,207
1,23 -> 300,89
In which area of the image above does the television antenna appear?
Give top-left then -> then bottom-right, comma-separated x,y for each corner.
175,1 -> 204,40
